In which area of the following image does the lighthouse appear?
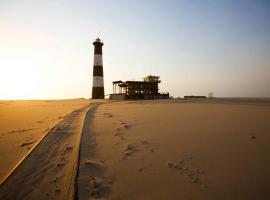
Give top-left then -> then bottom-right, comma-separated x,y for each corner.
92,38 -> 105,99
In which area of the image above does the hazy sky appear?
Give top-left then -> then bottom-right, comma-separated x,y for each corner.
0,0 -> 270,99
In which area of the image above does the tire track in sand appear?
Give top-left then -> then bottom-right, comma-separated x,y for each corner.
0,103 -> 96,200
76,103 -> 112,200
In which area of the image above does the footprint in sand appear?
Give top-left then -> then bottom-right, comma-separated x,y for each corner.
103,112 -> 113,118
119,121 -> 132,128
56,156 -> 67,167
83,160 -> 111,198
60,146 -> 73,157
56,162 -> 66,167
114,129 -> 122,136
85,159 -> 103,167
84,159 -> 105,173
20,140 -> 36,147
114,123 -> 133,136
58,116 -> 65,119
137,167 -> 144,172
90,176 -> 99,188
166,157 -> 206,187
55,187 -> 61,193
250,132 -> 256,139
139,139 -> 150,145
89,176 -> 111,199
114,132 -> 121,136
7,128 -> 38,135
122,144 -> 138,159
51,176 -> 61,183
65,145 -> 73,152
122,124 -> 132,129
138,139 -> 155,152
114,127 -> 125,141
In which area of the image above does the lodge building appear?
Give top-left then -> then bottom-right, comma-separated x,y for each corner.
110,75 -> 169,100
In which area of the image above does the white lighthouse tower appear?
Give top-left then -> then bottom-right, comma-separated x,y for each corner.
92,38 -> 105,99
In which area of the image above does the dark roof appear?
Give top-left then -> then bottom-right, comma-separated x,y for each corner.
118,81 -> 158,87
112,80 -> 123,84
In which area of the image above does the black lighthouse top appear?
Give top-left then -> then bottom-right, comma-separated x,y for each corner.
93,38 -> 103,54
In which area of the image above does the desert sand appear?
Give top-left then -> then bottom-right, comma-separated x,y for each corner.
0,102 -> 98,200
83,99 -> 270,200
1,99 -> 270,200
0,99 -> 90,185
